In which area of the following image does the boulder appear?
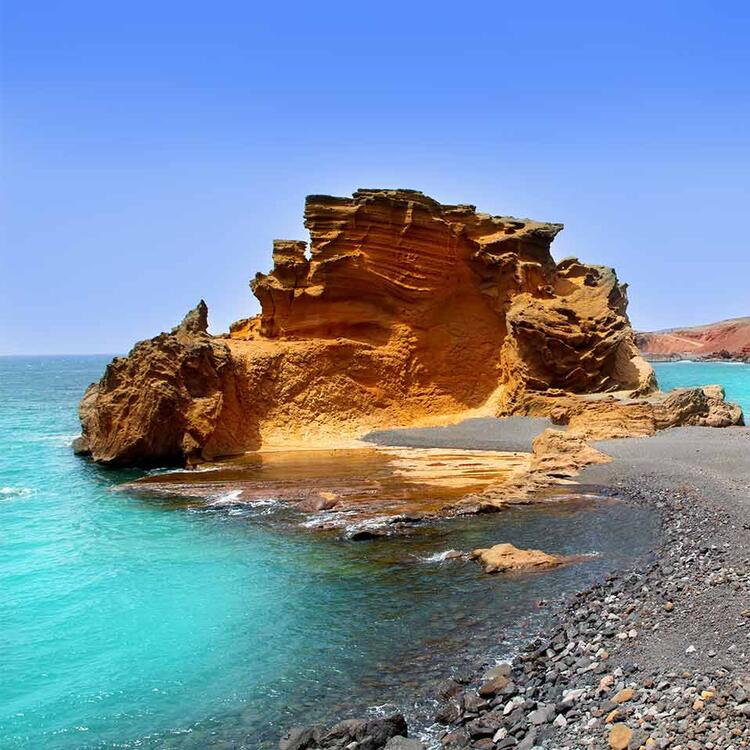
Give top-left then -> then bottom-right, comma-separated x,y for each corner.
470,543 -> 565,574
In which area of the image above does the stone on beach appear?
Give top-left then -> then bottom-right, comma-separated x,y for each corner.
608,722 -> 633,750
470,543 -> 565,574
279,713 -> 408,750
383,737 -> 425,750
612,687 -> 635,704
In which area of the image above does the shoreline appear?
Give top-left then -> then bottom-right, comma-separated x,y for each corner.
643,354 -> 750,364
282,424 -> 750,750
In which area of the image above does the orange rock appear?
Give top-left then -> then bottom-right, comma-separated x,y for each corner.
73,301 -> 231,467
470,543 -> 565,574
529,429 -> 612,477
613,687 -> 635,704
75,189 -> 741,468
609,723 -> 632,750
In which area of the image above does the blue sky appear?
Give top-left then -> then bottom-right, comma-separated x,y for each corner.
2,1 -> 749,354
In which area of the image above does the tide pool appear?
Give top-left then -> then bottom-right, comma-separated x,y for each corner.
0,356 -> 706,749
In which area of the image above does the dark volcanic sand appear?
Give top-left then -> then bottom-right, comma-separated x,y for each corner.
364,417 -> 561,453
582,426 -> 750,676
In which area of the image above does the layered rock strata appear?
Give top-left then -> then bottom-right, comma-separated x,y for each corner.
77,189 -> 736,468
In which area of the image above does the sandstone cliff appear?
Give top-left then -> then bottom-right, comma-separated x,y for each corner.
636,317 -> 750,360
75,189 -> 661,467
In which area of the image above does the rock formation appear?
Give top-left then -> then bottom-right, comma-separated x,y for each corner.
76,189 -> 696,467
516,384 -> 744,441
636,317 -> 750,360
74,302 -> 231,466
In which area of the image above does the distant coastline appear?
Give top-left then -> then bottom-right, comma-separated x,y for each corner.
642,351 -> 750,363
636,315 -> 750,362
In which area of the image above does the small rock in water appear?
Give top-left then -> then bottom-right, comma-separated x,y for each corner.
470,543 -> 565,574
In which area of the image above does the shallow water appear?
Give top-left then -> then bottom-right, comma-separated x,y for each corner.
653,360 -> 750,416
0,356 -> 667,749
126,444 -> 531,531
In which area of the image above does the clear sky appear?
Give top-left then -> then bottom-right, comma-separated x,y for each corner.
2,1 -> 749,355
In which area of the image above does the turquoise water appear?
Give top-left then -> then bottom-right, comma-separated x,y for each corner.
653,360 -> 750,417
0,357 -> 669,749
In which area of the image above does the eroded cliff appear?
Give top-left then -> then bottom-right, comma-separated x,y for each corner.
76,189 -> 661,466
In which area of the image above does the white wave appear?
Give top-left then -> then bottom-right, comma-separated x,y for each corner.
146,464 -> 226,476
0,486 -> 33,499
246,497 -> 282,516
206,493 -> 283,516
417,549 -> 462,563
250,497 -> 279,507
300,509 -> 355,528
23,433 -> 79,447
206,489 -> 244,507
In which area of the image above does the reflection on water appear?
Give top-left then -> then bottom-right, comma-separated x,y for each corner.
125,446 -> 531,528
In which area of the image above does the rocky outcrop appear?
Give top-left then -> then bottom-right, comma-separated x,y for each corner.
74,301 -> 232,466
517,384 -> 745,441
76,189 -> 660,466
636,316 -> 750,360
470,543 -> 566,574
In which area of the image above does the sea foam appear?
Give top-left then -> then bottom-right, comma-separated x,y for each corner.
0,486 -> 33,499
207,489 -> 245,507
417,549 -> 461,563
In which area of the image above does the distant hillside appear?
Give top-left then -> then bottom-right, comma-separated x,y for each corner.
636,316 -> 750,359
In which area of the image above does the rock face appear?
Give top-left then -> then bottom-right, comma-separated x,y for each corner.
74,301 -> 232,466
77,189 -> 659,466
636,316 -> 750,360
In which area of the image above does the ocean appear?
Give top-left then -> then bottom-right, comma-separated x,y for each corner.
1,356 -> 746,749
